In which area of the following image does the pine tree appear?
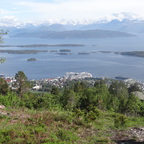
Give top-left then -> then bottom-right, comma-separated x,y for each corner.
14,71 -> 30,98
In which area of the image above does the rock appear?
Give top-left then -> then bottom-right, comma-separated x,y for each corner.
0,105 -> 5,109
7,113 -> 12,116
0,111 -> 12,116
0,111 -> 7,115
111,127 -> 144,143
130,127 -> 144,142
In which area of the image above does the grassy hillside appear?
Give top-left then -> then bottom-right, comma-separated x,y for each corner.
0,108 -> 144,144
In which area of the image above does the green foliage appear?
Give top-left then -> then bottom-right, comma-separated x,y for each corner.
94,79 -> 105,87
0,107 -> 143,144
14,71 -> 30,98
0,76 -> 143,117
94,83 -> 110,110
109,81 -> 129,98
0,91 -> 22,107
22,92 -> 61,110
73,105 -> 101,123
73,108 -> 85,118
127,116 -> 144,127
128,83 -> 141,93
56,128 -> 79,142
139,101 -> 144,116
50,86 -> 60,95
114,114 -> 128,128
90,136 -> 111,144
109,81 -> 129,113
85,105 -> 101,122
0,29 -> 8,40
79,88 -> 97,109
62,89 -> 79,110
79,82 -> 110,110
0,129 -> 11,143
0,78 -> 9,95
126,94 -> 141,115
73,81 -> 87,93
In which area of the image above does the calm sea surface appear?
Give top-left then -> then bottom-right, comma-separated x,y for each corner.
1,34 -> 144,81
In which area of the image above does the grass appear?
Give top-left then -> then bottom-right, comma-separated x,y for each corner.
0,108 -> 143,144
127,116 -> 144,127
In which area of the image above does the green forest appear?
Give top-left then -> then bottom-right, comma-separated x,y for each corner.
0,71 -> 144,143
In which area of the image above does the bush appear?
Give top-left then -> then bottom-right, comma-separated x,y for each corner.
56,128 -> 79,142
0,91 -> 22,108
114,114 -> 128,128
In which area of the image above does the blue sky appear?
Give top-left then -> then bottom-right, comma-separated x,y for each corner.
0,0 -> 144,25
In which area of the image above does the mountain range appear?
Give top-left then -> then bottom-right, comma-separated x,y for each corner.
1,18 -> 144,39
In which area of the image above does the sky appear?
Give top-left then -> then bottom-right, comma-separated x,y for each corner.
0,0 -> 144,25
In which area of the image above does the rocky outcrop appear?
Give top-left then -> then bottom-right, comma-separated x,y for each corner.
0,105 -> 5,109
111,127 -> 144,143
129,127 -> 144,142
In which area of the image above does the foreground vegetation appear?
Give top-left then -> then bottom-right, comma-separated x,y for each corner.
0,107 -> 144,144
0,71 -> 144,143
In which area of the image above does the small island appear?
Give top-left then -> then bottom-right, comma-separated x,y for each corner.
27,58 -> 37,61
78,52 -> 90,55
59,49 -> 71,52
0,58 -> 6,63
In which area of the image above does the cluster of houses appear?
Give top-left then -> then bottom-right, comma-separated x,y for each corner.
0,74 -> 16,85
32,72 -> 93,90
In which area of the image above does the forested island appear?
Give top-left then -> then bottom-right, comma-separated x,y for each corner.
100,51 -> 144,58
115,51 -> 144,58
0,50 -> 49,54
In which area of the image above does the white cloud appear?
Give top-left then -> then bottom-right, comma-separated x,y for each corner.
100,12 -> 144,22
0,16 -> 23,27
15,0 -> 144,21
1,0 -> 144,23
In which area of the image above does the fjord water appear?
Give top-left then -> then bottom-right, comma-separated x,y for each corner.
1,34 -> 144,81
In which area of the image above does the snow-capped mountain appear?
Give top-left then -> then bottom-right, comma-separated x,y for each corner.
79,19 -> 144,33
1,12 -> 144,36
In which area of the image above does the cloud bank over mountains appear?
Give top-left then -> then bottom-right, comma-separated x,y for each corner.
0,12 -> 144,28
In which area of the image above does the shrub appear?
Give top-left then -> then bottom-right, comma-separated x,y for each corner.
114,114 -> 128,128
56,128 -> 79,142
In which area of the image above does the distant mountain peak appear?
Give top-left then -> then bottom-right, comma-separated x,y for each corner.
0,12 -> 144,28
